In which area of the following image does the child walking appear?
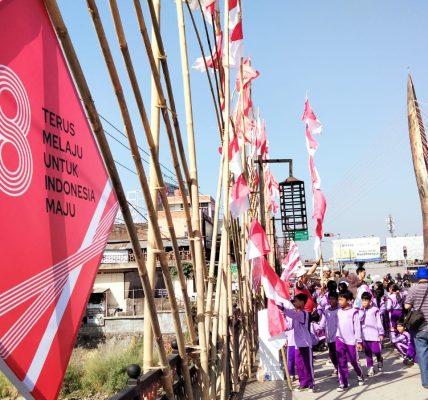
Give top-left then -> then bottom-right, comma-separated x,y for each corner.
279,293 -> 317,392
359,292 -> 384,376
336,290 -> 365,392
321,291 -> 339,375
386,283 -> 403,330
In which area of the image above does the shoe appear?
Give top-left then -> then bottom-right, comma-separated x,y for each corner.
309,386 -> 319,393
337,385 -> 349,392
293,386 -> 309,392
378,358 -> 383,372
403,357 -> 415,367
367,367 -> 375,377
291,376 -> 296,381
358,376 -> 364,386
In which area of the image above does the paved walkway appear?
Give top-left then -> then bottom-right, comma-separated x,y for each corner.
239,345 -> 427,400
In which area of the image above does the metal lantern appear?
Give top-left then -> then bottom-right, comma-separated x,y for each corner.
279,176 -> 308,233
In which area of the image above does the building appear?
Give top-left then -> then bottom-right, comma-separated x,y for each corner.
86,192 -> 215,321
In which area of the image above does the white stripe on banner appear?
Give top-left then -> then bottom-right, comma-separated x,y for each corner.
23,180 -> 113,391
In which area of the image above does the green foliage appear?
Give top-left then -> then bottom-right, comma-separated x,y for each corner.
0,371 -> 17,398
170,262 -> 193,279
59,337 -> 145,399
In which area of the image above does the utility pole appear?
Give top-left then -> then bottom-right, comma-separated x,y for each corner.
387,214 -> 395,237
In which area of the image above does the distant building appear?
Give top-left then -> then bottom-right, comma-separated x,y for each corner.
86,192 -> 215,321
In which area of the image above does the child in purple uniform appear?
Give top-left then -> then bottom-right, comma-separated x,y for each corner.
279,293 -> 317,392
386,283 -> 403,330
360,292 -> 384,376
320,291 -> 339,375
391,320 -> 416,366
336,290 -> 365,392
284,316 -> 296,380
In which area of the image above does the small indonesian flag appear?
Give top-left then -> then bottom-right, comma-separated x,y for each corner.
280,240 -> 303,282
246,218 -> 270,260
229,174 -> 250,218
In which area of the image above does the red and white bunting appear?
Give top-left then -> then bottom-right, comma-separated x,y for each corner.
280,240 -> 303,282
228,0 -> 243,68
260,258 -> 293,309
246,218 -> 270,260
236,57 -> 259,92
193,32 -> 223,72
229,134 -> 243,179
302,98 -> 327,259
229,174 -> 250,218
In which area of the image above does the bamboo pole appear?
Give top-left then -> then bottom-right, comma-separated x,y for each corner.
42,2 -> 174,398
209,233 -> 225,398
219,1 -> 231,397
106,0 -> 197,345
133,0 -> 197,279
143,0 -> 161,373
183,0 -> 222,135
205,152 -> 224,341
408,74 -> 428,262
238,61 -> 252,376
145,0 -> 192,195
174,3 -> 210,397
87,1 -> 194,398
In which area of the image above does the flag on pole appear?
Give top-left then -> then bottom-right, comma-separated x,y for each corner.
186,0 -> 217,24
236,57 -> 259,92
267,299 -> 287,337
228,0 -> 243,68
229,174 -> 250,218
246,218 -> 270,260
260,257 -> 293,308
302,99 -> 327,259
229,134 -> 243,179
280,240 -> 303,282
192,32 -> 223,72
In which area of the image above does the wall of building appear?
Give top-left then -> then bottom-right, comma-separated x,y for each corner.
94,272 -> 126,311
81,311 -> 188,334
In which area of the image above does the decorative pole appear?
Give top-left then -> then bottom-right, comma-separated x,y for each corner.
175,0 -> 209,395
408,74 -> 428,262
143,0 -> 160,374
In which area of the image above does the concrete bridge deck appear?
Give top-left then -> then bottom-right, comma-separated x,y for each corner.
239,346 -> 426,400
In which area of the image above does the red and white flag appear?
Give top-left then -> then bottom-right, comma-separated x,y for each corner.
236,57 -> 259,92
229,134 -> 243,179
280,240 -> 303,282
229,174 -> 250,218
267,299 -> 287,337
265,168 -> 280,215
0,1 -> 118,398
260,258 -> 293,309
186,0 -> 217,24
228,0 -> 243,68
302,99 -> 327,259
246,218 -> 270,260
193,32 -> 223,72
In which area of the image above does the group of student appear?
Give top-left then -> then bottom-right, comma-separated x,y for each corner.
277,265 -> 414,393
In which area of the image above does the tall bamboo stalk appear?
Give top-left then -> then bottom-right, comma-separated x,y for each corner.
87,1 -> 194,397
174,3 -> 210,397
408,74 -> 428,262
145,0 -> 191,194
42,2 -> 174,398
220,0 -> 231,397
205,152 -> 224,342
143,0 -> 161,373
133,0 -> 197,278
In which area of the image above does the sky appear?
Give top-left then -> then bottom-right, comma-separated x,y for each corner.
56,0 -> 428,261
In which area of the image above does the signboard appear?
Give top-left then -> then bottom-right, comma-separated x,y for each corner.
0,1 -> 118,398
293,230 -> 309,241
332,237 -> 381,263
386,236 -> 423,262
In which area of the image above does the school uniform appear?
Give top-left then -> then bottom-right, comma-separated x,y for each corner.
359,306 -> 384,369
284,317 -> 296,378
386,293 -> 403,330
282,308 -> 314,389
336,307 -> 364,387
321,305 -> 339,370
391,331 -> 416,361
